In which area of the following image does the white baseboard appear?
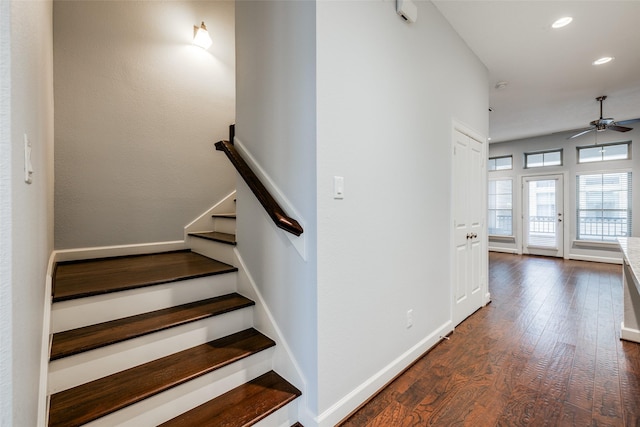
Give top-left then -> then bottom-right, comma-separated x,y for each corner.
184,191 -> 236,238
315,320 -> 453,427
233,249 -> 306,402
621,322 -> 640,343
37,252 -> 56,427
488,247 -> 518,254
54,240 -> 187,263
484,292 -> 491,305
568,254 -> 622,265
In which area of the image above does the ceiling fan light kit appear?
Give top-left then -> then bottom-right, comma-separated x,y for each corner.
569,95 -> 640,139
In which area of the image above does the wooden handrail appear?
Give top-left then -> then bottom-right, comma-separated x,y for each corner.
215,139 -> 303,236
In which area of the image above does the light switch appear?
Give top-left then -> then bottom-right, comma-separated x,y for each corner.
24,134 -> 33,184
333,176 -> 344,199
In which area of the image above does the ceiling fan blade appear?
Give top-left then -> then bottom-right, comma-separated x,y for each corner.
608,125 -> 632,132
614,118 -> 640,126
568,128 -> 595,139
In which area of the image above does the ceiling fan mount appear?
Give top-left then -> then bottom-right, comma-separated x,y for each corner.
569,95 -> 640,139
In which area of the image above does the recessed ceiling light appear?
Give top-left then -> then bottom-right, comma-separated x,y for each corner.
552,17 -> 573,29
593,56 -> 614,65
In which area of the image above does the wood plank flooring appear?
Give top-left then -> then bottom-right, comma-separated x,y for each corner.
189,231 -> 237,245
48,328 -> 275,426
53,251 -> 237,302
159,371 -> 301,426
50,293 -> 254,360
340,253 -> 640,426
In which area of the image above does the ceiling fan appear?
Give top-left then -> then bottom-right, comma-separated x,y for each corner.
569,96 -> 640,139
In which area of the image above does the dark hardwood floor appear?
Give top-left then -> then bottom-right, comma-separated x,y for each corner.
53,251 -> 237,302
340,252 -> 640,426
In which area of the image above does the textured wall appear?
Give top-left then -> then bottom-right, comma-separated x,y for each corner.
54,1 -> 236,249
235,1 -> 318,421
4,0 -> 55,425
0,0 -> 12,424
316,2 -> 488,423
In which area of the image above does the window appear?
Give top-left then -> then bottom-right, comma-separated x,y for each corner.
576,172 -> 632,241
488,155 -> 512,171
578,142 -> 630,163
525,149 -> 562,168
488,179 -> 513,236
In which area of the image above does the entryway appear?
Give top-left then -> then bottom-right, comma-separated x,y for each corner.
522,174 -> 564,257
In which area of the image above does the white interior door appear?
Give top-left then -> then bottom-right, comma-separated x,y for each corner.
523,174 -> 564,257
452,130 -> 485,326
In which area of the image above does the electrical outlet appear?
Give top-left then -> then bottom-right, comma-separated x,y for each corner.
406,309 -> 413,329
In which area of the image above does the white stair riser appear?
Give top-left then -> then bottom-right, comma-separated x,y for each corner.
48,309 -> 254,394
51,274 -> 237,333
189,236 -> 236,266
83,349 -> 274,427
255,400 -> 299,427
214,217 -> 236,234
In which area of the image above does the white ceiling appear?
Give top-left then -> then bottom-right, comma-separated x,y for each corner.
432,0 -> 640,143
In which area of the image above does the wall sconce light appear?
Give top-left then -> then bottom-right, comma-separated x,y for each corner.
193,21 -> 212,50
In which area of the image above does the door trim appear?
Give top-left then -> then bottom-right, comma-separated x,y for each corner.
450,120 -> 489,328
521,173 -> 566,258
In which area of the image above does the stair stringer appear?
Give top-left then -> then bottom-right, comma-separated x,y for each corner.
39,242 -> 190,427
184,190 -> 236,239
233,247 -> 312,426
38,252 -> 55,427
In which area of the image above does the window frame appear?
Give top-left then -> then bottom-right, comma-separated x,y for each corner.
524,149 -> 563,169
576,141 -> 631,164
488,155 -> 513,171
488,177 -> 514,237
575,171 -> 632,242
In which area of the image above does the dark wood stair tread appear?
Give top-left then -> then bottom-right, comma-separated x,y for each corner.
159,371 -> 301,427
189,231 -> 236,245
48,328 -> 275,427
53,251 -> 237,302
50,293 -> 254,360
212,213 -> 237,219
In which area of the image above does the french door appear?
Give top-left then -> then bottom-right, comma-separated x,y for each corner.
522,174 -> 564,257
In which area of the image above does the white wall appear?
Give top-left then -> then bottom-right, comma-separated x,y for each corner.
0,0 -> 11,423
2,0 -> 55,425
54,1 -> 236,249
489,127 -> 640,262
316,2 -> 487,424
236,1 -> 487,425
235,1 -> 318,423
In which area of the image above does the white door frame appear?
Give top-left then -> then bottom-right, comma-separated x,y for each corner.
521,173 -> 565,258
450,121 -> 489,327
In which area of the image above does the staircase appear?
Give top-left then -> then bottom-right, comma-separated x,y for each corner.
46,211 -> 302,426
